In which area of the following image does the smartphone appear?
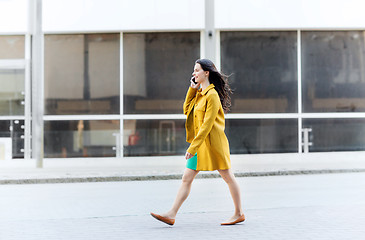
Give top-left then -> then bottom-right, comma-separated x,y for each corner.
191,77 -> 197,84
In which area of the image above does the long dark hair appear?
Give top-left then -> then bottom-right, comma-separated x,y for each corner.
196,59 -> 232,113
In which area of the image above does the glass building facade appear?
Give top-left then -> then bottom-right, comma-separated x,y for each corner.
1,0 -> 365,160
1,30 -> 365,159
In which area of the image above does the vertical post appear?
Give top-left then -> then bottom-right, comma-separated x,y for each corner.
82,35 -> 90,151
205,0 -> 216,63
215,29 -> 221,71
83,35 -> 90,100
120,32 -> 124,159
302,128 -> 312,153
113,133 -> 121,158
31,0 -> 44,168
297,30 -> 303,154
200,30 -> 205,59
24,34 -> 31,160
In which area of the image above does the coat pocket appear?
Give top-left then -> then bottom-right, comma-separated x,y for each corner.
194,101 -> 206,122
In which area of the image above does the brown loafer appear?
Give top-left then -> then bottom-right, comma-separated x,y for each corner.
150,212 -> 175,226
221,214 -> 245,225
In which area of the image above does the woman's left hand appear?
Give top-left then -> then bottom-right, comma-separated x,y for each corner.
190,77 -> 200,89
185,151 -> 193,160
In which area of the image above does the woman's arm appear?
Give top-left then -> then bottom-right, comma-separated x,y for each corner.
186,92 -> 220,155
183,79 -> 200,115
183,87 -> 198,115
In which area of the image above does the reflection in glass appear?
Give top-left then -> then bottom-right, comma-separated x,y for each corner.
44,120 -> 119,158
221,31 -> 298,113
0,120 -> 24,159
0,69 -> 25,115
124,118 -> 297,156
44,34 -> 120,115
123,32 -> 200,114
0,36 -> 25,59
226,119 -> 298,154
302,31 -> 365,112
124,119 -> 188,156
303,119 -> 365,152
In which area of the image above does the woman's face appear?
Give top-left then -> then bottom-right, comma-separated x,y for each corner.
192,63 -> 208,83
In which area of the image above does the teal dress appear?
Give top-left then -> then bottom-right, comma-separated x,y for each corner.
186,153 -> 198,170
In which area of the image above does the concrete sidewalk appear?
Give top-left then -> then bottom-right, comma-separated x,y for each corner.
1,173 -> 365,239
0,151 -> 365,184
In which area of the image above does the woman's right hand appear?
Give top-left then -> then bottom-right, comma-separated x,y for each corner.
185,151 -> 194,160
190,77 -> 200,89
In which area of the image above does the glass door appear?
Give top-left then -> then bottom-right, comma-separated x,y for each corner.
0,60 -> 26,159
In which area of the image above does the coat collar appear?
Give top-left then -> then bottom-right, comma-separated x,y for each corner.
198,83 -> 215,95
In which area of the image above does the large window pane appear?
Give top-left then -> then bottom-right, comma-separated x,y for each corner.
45,34 -> 120,115
0,36 -> 25,59
0,69 -> 24,115
0,120 -> 24,159
44,120 -> 119,158
124,119 -> 188,156
123,32 -> 200,114
124,118 -> 297,156
302,31 -> 365,112
221,31 -> 298,113
303,119 -> 365,152
226,119 -> 298,154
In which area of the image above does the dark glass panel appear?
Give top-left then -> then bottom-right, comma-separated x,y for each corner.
303,118 -> 365,152
123,32 -> 200,114
302,31 -> 365,112
221,31 -> 298,113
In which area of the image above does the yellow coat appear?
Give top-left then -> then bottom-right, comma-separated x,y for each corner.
183,84 -> 231,171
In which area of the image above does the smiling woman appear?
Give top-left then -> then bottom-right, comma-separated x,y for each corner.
151,59 -> 245,226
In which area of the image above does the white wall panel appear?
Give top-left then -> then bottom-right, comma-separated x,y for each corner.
216,0 -> 365,29
0,0 -> 28,34
43,0 -> 204,33
3,0 -> 365,34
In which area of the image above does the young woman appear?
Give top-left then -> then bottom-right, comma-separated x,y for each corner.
151,59 -> 245,226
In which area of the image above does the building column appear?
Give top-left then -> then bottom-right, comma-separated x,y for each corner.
30,0 -> 44,168
204,0 -> 216,63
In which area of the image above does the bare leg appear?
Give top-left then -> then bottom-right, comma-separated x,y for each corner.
218,168 -> 244,222
161,168 -> 199,219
